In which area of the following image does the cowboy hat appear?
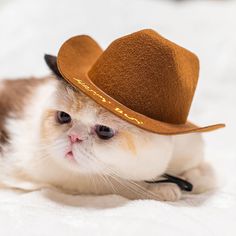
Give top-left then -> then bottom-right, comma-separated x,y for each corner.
56,29 -> 225,135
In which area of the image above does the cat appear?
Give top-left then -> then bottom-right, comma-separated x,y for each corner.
0,55 -> 217,201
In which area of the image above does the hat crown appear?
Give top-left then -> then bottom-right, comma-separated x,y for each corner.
88,29 -> 199,124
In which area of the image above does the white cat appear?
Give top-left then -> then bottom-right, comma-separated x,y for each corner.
0,55 -> 216,201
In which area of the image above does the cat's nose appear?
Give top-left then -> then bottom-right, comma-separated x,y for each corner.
69,134 -> 84,143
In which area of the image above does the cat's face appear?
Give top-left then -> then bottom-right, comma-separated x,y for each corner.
39,80 -> 173,181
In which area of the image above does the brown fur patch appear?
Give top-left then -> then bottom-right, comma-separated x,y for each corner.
0,77 -> 49,152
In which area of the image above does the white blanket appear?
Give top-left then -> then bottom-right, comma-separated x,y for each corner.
0,0 -> 235,235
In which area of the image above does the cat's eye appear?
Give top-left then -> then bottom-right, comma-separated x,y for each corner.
57,111 -> 71,124
95,125 -> 115,140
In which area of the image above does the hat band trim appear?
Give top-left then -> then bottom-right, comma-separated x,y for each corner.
74,78 -> 144,125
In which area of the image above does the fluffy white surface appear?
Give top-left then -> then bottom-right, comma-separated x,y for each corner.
0,0 -> 235,235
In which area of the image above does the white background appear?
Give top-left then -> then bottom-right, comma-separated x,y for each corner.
0,0 -> 235,235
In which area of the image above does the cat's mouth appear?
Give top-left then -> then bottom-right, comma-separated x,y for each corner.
66,150 -> 76,162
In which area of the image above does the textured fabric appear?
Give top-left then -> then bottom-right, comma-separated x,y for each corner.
89,29 -> 199,124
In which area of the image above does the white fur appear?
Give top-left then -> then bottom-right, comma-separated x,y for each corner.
0,79 -> 217,201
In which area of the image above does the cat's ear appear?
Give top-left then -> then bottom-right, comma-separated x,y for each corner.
44,54 -> 63,79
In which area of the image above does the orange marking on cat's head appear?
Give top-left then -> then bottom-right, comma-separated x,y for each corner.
120,131 -> 137,156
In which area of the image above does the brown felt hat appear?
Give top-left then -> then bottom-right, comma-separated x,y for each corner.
57,29 -> 225,135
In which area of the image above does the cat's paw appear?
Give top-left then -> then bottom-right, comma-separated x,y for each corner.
181,162 -> 217,194
147,182 -> 182,201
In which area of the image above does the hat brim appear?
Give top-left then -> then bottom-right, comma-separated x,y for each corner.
57,35 -> 225,135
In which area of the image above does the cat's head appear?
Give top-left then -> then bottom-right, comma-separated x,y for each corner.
41,55 -> 173,181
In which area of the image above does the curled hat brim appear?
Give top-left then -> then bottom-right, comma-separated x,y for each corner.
57,35 -> 225,135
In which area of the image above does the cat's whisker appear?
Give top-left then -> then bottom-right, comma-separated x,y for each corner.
81,150 -> 161,200
95,159 -> 164,200
78,149 -> 119,195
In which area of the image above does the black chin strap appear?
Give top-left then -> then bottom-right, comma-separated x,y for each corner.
145,174 -> 193,192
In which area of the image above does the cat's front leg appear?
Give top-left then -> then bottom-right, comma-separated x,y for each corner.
146,182 -> 182,201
